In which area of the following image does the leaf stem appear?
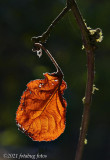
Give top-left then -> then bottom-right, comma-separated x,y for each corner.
33,43 -> 63,78
67,0 -> 95,160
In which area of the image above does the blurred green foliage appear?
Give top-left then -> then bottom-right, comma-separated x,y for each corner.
0,0 -> 110,160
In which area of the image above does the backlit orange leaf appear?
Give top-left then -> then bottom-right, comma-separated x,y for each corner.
16,72 -> 67,141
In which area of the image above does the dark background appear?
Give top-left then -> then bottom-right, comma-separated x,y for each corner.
0,0 -> 110,160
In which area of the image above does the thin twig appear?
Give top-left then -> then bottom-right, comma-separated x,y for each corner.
67,0 -> 95,160
32,6 -> 71,43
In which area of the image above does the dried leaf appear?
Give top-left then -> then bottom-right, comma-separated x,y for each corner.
16,72 -> 67,141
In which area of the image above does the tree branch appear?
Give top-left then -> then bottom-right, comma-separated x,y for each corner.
67,0 -> 95,160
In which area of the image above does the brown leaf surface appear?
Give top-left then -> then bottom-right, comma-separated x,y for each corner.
16,72 -> 67,141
